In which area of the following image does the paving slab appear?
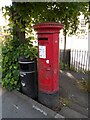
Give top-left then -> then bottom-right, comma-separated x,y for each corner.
59,70 -> 88,117
68,101 -> 88,116
59,106 -> 88,118
2,88 -> 64,118
1,70 -> 89,119
0,84 -> 2,120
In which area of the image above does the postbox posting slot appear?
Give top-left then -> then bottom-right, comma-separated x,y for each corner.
38,38 -> 48,40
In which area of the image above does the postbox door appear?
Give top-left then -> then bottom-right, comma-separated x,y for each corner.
38,34 -> 53,93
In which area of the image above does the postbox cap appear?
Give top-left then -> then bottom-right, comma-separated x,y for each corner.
33,22 -> 63,29
33,22 -> 63,33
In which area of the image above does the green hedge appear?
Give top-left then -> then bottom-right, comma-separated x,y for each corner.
2,35 -> 38,91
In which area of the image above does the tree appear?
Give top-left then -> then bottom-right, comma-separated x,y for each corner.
3,2 -> 89,67
31,2 -> 89,68
3,2 -> 89,40
2,2 -> 89,90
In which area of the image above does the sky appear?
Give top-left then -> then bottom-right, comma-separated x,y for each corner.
0,0 -> 12,8
0,0 -> 12,26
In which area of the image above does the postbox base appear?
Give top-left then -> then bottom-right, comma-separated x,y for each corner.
38,91 -> 59,109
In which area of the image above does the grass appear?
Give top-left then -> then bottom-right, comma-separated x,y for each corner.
76,79 -> 90,92
53,97 -> 71,112
60,62 -> 89,73
59,97 -> 71,107
60,62 -> 70,70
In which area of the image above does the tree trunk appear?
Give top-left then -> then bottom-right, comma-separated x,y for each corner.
12,2 -> 26,43
63,31 -> 67,69
16,21 -> 26,43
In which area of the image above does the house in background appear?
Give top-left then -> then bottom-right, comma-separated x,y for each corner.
59,13 -> 89,71
59,13 -> 88,50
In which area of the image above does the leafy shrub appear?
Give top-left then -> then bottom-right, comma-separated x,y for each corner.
0,44 -> 2,83
2,35 -> 38,91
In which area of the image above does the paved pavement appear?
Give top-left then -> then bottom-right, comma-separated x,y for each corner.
59,70 -> 89,118
1,70 -> 89,118
1,85 -> 63,118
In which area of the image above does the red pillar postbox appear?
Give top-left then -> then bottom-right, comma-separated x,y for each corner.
33,22 -> 63,108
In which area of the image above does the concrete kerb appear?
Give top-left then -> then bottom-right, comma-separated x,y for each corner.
13,90 -> 64,118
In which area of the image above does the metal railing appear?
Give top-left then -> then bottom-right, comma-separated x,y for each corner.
60,49 -> 90,71
71,50 -> 89,71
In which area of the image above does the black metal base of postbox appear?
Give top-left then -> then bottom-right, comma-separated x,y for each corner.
38,91 -> 59,109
